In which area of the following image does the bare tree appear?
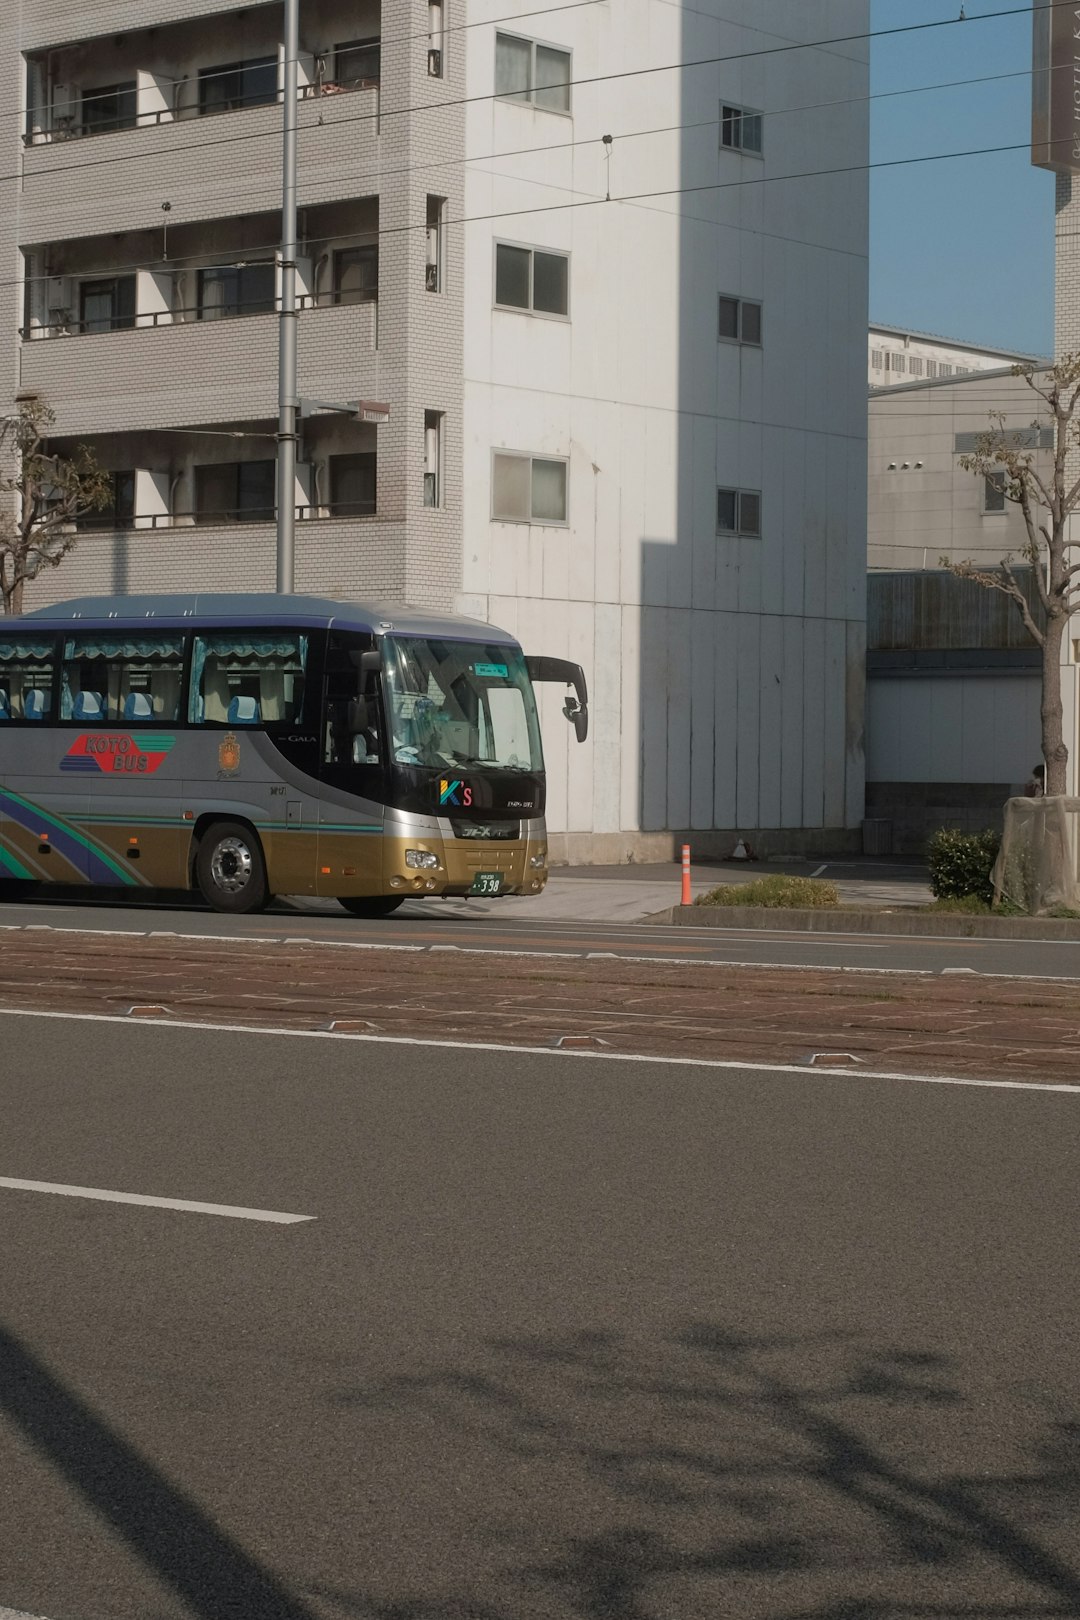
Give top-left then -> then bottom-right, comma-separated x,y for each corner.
0,398 -> 111,616
952,355 -> 1080,797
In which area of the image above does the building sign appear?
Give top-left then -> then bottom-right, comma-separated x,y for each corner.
1032,2 -> 1080,172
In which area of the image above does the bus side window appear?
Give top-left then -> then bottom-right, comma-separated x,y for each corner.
189,631 -> 308,725
0,637 -> 57,719
60,634 -> 185,722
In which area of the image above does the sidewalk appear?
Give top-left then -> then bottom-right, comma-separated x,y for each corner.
399,858 -> 932,925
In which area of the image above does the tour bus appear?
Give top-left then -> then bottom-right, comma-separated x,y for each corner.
0,594 -> 587,915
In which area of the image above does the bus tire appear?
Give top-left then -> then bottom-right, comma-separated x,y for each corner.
195,821 -> 270,914
337,895 -> 404,918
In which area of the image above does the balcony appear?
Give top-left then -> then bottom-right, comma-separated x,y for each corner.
21,301 -> 380,437
20,1 -> 381,240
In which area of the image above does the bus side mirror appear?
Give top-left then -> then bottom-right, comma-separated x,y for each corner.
350,649 -> 382,674
525,656 -> 589,744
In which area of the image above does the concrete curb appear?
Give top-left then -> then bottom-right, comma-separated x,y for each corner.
649,905 -> 1080,940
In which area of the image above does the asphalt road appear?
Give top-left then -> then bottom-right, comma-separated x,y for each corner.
2,887 -> 1080,979
1,1015 -> 1078,1620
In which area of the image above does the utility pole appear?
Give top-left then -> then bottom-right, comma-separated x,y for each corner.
275,0 -> 299,593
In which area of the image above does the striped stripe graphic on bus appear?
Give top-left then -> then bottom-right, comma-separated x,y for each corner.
0,789 -> 144,886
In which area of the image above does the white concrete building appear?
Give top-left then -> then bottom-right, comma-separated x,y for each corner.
1,0 -> 871,860
867,323 -> 1045,391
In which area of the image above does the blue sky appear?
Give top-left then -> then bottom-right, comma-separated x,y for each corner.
870,0 -> 1054,354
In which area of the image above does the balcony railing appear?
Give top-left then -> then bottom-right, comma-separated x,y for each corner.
23,73 -> 379,145
77,506 -> 380,529
22,290 -> 377,341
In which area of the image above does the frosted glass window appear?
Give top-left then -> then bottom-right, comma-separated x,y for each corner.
496,33 -> 570,111
492,452 -> 568,524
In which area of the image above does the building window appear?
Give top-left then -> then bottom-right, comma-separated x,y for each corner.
426,196 -> 446,291
926,360 -> 939,378
492,451 -> 568,524
332,245 -> 378,304
720,103 -> 762,155
428,0 -> 445,77
718,295 -> 762,345
888,353 -> 906,374
77,470 -> 136,530
495,243 -> 569,315
78,275 -> 136,333
197,263 -> 276,320
194,460 -> 276,524
198,57 -> 277,115
717,487 -> 761,537
984,471 -> 1007,513
329,453 -> 376,516
939,363 -> 953,376
871,348 -> 884,370
81,81 -> 137,134
495,33 -> 571,112
424,412 -> 444,509
333,39 -> 381,86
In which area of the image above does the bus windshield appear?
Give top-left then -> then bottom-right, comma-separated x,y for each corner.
383,637 -> 544,773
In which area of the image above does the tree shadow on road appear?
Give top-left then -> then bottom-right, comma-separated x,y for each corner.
317,1321 -> 1080,1620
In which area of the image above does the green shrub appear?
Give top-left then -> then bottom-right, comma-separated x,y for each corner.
926,827 -> 1001,905
695,874 -> 839,909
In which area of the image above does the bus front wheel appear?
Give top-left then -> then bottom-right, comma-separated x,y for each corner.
196,822 -> 270,915
338,895 -> 404,918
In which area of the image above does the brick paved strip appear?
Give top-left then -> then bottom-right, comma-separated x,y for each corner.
0,932 -> 1077,1083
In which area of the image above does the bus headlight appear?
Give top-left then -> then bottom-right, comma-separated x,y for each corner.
405,849 -> 440,870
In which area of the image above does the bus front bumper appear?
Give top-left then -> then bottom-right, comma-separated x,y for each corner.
382,831 -> 548,898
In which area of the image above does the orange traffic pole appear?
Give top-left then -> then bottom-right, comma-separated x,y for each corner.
681,843 -> 692,906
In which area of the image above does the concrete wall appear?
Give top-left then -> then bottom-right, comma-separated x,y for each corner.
458,0 -> 870,858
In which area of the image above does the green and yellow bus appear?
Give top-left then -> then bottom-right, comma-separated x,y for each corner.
0,593 -> 587,915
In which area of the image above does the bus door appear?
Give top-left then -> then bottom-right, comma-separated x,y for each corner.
317,631 -> 386,894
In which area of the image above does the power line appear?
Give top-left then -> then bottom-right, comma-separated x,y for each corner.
4,1 -> 1049,193
14,51 -> 1055,232
7,134 -> 1058,302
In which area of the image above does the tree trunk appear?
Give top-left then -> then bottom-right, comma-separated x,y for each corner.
2,576 -> 23,616
1042,610 -> 1069,796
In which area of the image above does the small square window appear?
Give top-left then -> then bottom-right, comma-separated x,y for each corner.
721,103 -> 763,156
492,451 -> 568,524
717,486 -> 761,537
718,295 -> 761,346
495,242 -> 569,316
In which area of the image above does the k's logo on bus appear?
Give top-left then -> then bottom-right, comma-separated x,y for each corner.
438,778 -> 473,807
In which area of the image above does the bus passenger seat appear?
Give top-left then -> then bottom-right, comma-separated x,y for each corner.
73,691 -> 105,721
123,692 -> 154,721
227,695 -> 261,725
24,689 -> 49,720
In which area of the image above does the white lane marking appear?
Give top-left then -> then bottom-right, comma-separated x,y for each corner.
0,1175 -> 313,1224
4,920 -> 1079,982
0,1606 -> 52,1619
811,864 -> 828,877
0,1007 -> 1075,1096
